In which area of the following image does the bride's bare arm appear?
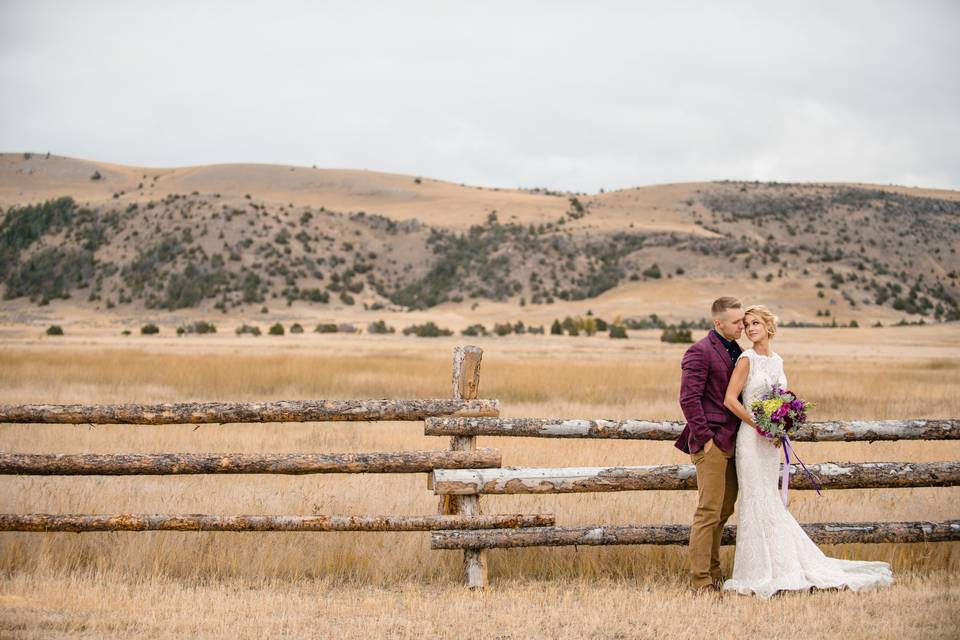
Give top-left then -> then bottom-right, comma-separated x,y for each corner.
724,358 -> 757,428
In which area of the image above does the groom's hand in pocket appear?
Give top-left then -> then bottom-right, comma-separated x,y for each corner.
704,439 -> 714,454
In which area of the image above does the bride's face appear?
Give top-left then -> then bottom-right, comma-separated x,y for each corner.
744,314 -> 768,343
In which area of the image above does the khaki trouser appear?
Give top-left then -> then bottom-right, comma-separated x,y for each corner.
688,441 -> 738,589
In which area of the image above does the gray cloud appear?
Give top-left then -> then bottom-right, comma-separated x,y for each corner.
1,0 -> 958,192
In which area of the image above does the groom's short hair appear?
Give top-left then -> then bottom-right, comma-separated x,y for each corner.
711,296 -> 742,316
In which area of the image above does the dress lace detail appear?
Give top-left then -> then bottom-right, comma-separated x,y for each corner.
722,348 -> 894,598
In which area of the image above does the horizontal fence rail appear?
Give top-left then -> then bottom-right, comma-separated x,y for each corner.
425,418 -> 960,441
0,399 -> 501,425
431,520 -> 960,549
0,513 -> 555,533
0,449 -> 501,475
432,461 -> 960,495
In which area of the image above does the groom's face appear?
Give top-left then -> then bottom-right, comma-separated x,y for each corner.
714,308 -> 745,341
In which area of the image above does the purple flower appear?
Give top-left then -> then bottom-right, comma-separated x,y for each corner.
772,403 -> 790,421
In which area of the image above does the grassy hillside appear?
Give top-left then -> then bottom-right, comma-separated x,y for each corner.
1,154 -> 958,324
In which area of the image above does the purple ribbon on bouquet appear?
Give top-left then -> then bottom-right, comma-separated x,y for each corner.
780,435 -> 822,506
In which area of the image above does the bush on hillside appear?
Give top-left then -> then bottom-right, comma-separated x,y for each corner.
300,288 -> 330,303
176,320 -> 217,335
46,325 -> 64,336
4,248 -> 95,304
622,314 -> 668,330
368,320 -> 395,334
576,316 -> 597,336
660,327 -> 693,343
494,322 -> 513,336
402,321 -> 453,337
643,264 -> 662,279
141,323 -> 160,335
609,325 -> 628,339
461,323 -> 487,337
268,323 -> 285,335
235,324 -> 262,336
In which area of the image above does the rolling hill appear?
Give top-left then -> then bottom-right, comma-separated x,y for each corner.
1,153 -> 958,331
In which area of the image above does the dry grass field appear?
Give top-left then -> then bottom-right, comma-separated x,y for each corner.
1,326 -> 959,638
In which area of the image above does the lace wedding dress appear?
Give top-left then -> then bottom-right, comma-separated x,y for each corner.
722,348 -> 894,598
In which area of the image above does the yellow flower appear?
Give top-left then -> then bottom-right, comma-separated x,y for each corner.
762,399 -> 783,416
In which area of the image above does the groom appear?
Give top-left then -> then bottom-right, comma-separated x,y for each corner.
675,296 -> 744,592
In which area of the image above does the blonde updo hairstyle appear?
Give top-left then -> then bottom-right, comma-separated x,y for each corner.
743,304 -> 779,339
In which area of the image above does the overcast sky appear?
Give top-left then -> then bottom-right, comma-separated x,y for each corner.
1,1 -> 958,193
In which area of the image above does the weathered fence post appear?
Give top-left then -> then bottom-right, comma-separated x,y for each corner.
440,345 -> 488,589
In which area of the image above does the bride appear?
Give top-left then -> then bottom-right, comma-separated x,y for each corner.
720,304 -> 894,597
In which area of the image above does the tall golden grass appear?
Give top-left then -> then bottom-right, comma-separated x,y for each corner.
2,571 -> 958,640
0,333 -> 958,638
1,338 -> 957,582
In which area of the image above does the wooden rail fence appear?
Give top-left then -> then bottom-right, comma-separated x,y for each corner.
1,346 -> 958,590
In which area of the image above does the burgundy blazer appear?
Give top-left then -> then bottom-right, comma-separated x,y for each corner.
674,332 -> 742,454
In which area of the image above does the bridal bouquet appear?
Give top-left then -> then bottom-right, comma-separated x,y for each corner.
749,384 -> 814,440
750,385 -> 820,505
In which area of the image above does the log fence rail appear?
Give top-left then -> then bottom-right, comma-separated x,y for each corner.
0,449 -> 502,475
430,461 -> 960,495
0,513 -> 554,533
425,417 -> 960,441
431,520 -> 960,549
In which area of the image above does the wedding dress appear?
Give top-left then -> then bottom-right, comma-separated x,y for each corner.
722,348 -> 894,598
